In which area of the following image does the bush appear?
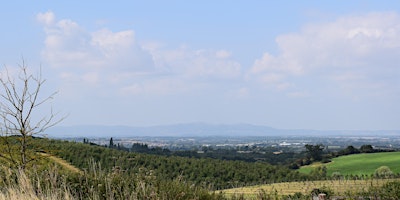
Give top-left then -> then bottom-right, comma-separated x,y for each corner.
374,166 -> 393,178
331,172 -> 343,180
311,186 -> 333,199
358,181 -> 400,199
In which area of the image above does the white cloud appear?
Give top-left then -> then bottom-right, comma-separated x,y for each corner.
38,11 -> 154,72
119,78 -> 193,96
38,11 -> 243,97
152,46 -> 241,79
91,29 -> 135,57
227,87 -> 250,99
249,12 -> 400,99
286,91 -> 310,98
82,72 -> 100,85
215,50 -> 231,59
36,11 -> 55,26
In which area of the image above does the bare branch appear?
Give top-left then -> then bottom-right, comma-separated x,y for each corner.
0,60 -> 65,170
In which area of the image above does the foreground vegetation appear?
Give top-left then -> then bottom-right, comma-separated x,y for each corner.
0,137 -> 399,199
223,178 -> 400,199
1,166 -> 399,200
0,137 -> 307,199
0,162 -> 224,200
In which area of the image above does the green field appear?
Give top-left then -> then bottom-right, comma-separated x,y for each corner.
299,152 -> 400,176
224,152 -> 400,198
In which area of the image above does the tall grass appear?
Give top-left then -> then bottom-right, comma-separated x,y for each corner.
0,161 -> 224,200
1,165 -> 400,200
0,166 -> 73,200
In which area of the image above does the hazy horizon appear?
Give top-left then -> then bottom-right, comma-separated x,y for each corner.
1,1 -> 400,132
47,123 -> 400,138
54,122 -> 400,131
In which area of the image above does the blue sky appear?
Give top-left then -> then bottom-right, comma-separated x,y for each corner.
1,1 -> 400,130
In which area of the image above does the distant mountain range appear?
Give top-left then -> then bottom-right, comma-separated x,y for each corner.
45,123 -> 400,138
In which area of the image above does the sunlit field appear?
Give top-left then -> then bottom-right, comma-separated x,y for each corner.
299,152 -> 400,176
222,178 -> 399,198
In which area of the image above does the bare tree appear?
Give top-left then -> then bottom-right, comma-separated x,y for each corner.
0,60 -> 63,170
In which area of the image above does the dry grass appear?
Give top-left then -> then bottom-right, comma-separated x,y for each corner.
0,168 -> 74,200
39,153 -> 82,175
222,178 -> 399,198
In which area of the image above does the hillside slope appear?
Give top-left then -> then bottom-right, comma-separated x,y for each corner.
299,152 -> 400,176
32,138 -> 309,189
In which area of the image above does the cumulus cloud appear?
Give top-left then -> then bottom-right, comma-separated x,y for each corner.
38,11 -> 153,72
249,12 -> 400,98
38,11 -> 243,97
36,11 -> 55,26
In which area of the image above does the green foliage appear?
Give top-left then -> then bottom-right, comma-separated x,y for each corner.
0,160 -> 225,200
299,151 -> 400,177
304,144 -> 324,161
122,142 -> 303,166
352,181 -> 400,199
373,181 -> 400,199
311,186 -> 333,199
360,144 -> 374,153
374,166 -> 394,178
29,138 -> 309,190
284,192 -> 310,200
9,137 -> 400,199
338,145 -> 360,156
331,172 -> 343,180
310,166 -> 327,179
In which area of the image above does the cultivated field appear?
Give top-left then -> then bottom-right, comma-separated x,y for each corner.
222,178 -> 398,198
223,152 -> 400,198
299,151 -> 400,176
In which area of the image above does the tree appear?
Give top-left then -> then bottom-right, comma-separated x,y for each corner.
360,144 -> 374,153
310,166 -> 327,179
0,61 -> 63,170
305,144 -> 324,161
338,145 -> 360,156
109,137 -> 115,148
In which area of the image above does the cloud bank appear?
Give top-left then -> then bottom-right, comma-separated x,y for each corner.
38,11 -> 400,102
38,11 -> 242,97
249,12 -> 400,100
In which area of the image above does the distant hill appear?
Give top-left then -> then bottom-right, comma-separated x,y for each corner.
47,123 -> 277,137
46,123 -> 400,138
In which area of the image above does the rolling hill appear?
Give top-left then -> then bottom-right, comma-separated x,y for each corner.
299,151 -> 400,176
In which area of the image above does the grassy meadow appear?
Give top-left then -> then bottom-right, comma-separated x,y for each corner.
299,151 -> 400,176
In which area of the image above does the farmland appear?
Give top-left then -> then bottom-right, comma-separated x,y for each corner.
222,178 -> 399,198
222,151 -> 400,198
299,152 -> 400,176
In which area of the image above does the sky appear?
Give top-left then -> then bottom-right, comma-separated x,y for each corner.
0,1 -> 399,130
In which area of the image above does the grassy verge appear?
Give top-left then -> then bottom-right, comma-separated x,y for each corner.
0,159 -> 225,200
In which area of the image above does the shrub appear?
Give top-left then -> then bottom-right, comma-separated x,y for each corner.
374,166 -> 393,178
331,172 -> 343,180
